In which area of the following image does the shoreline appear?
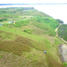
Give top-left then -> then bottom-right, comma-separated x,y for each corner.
58,44 -> 65,62
58,44 -> 67,63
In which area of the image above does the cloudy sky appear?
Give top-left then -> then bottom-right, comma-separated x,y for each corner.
0,0 -> 67,3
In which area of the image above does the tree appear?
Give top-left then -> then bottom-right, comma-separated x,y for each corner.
56,19 -> 64,24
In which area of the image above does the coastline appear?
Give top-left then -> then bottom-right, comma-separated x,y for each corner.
58,44 -> 65,62
58,44 -> 67,63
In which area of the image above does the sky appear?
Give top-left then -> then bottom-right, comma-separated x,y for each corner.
34,5 -> 67,24
0,0 -> 67,3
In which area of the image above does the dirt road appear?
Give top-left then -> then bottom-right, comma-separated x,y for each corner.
55,24 -> 67,63
55,24 -> 67,43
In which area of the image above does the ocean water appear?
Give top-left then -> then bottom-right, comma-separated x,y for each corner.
0,5 -> 67,24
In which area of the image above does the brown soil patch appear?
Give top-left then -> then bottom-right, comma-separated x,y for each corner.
0,36 -> 32,56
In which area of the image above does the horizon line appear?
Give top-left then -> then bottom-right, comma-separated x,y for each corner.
0,3 -> 67,5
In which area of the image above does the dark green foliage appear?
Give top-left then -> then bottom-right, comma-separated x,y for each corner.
14,19 -> 29,27
58,24 -> 67,41
56,19 -> 64,24
0,18 -> 8,22
24,29 -> 32,34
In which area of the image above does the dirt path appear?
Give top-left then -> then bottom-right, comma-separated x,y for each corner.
55,24 -> 67,43
55,24 -> 67,63
55,24 -> 61,37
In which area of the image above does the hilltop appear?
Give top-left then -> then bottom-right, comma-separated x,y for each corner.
0,7 -> 65,67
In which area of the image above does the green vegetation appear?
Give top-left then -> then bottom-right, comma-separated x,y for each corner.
63,62 -> 67,66
0,55 -> 2,58
56,19 -> 64,24
0,36 -> 32,56
0,7 -> 65,67
0,18 -> 8,22
32,16 -> 59,30
24,29 -> 32,34
0,7 -> 49,21
32,16 -> 59,36
14,19 -> 30,27
58,24 -> 67,41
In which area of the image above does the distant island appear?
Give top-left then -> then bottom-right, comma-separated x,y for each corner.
0,3 -> 67,5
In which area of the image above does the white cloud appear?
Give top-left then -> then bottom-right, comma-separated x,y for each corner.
0,0 -> 67,3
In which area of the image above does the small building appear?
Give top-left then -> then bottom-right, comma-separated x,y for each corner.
44,51 -> 46,53
9,21 -> 12,23
0,24 -> 2,26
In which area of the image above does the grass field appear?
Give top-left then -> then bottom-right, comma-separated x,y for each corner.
0,7 -> 65,67
0,29 -> 64,67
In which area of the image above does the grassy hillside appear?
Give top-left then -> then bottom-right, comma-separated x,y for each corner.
58,24 -> 67,41
0,7 -> 64,67
0,7 -> 49,21
32,16 -> 59,36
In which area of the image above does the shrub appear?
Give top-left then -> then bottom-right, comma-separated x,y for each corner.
24,29 -> 32,34
63,62 -> 67,66
0,18 -> 8,22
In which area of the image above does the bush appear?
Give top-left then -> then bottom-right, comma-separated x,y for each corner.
24,29 -> 32,34
0,18 -> 8,22
63,62 -> 67,66
56,19 -> 64,24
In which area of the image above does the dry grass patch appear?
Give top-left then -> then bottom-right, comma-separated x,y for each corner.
46,53 -> 64,67
0,51 -> 33,67
0,31 -> 16,41
22,48 -> 48,67
0,36 -> 32,56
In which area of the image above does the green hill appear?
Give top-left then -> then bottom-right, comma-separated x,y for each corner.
0,7 -> 64,67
